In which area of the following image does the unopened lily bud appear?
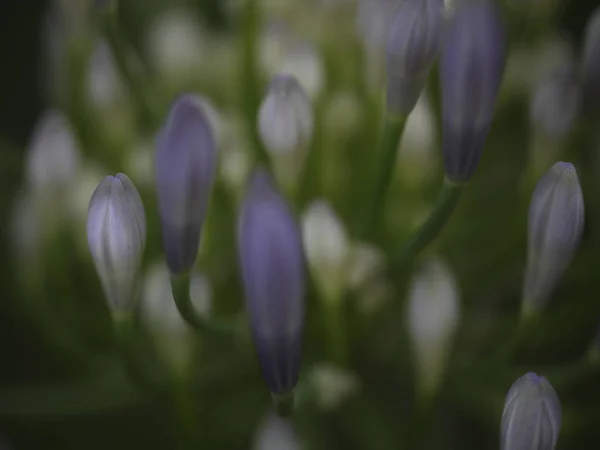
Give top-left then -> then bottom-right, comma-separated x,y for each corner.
258,74 -> 314,156
386,0 -> 445,115
301,200 -> 350,304
26,109 -> 80,198
407,258 -> 460,397
238,169 -> 306,395
87,173 -> 146,313
254,412 -> 300,450
530,63 -> 581,140
501,373 -> 562,450
155,94 -> 217,275
440,0 -> 506,183
523,162 -> 584,315
582,7 -> 600,109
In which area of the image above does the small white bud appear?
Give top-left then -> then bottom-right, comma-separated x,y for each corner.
258,74 -> 314,156
309,363 -> 359,410
301,200 -> 350,303
86,173 -> 147,313
407,258 -> 460,397
254,412 -> 300,450
86,39 -> 125,110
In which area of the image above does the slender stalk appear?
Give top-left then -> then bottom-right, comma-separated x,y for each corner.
272,391 -> 295,417
100,8 -> 159,130
362,114 -> 408,238
389,179 -> 464,269
170,273 -> 237,339
239,0 -> 272,171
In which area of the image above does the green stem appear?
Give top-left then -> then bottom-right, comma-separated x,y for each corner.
170,273 -> 238,340
272,391 -> 295,417
362,114 -> 408,238
240,0 -> 272,171
390,179 -> 464,269
100,8 -> 159,130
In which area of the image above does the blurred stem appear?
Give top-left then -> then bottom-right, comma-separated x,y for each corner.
389,180 -> 464,269
171,372 -> 201,449
239,0 -> 272,171
325,297 -> 349,368
272,391 -> 295,417
170,273 -> 238,340
361,114 -> 408,238
100,8 -> 159,130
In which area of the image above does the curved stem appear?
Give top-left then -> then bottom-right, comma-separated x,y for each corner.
390,179 -> 465,268
170,273 -> 238,340
361,114 -> 408,238
100,8 -> 159,129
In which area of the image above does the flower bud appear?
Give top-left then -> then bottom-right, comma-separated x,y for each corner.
529,63 -> 581,140
523,162 -> 584,314
386,0 -> 445,114
582,7 -> 600,109
301,200 -> 350,304
501,373 -> 562,450
87,173 -> 146,313
254,412 -> 300,450
238,169 -> 306,395
155,94 -> 217,274
440,0 -> 506,183
258,74 -> 314,156
407,258 -> 460,397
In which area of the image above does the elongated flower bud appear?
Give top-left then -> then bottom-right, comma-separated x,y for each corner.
237,169 -> 305,395
155,94 -> 217,274
582,7 -> 600,109
530,63 -> 581,140
407,258 -> 460,397
501,373 -> 562,450
258,74 -> 314,156
523,162 -> 584,315
87,173 -> 146,313
440,0 -> 506,183
386,0 -> 445,114
254,412 -> 300,450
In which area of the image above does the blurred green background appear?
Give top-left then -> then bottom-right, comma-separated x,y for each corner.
1,0 -> 600,449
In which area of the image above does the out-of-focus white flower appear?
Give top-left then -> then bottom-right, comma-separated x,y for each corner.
254,412 -> 300,450
301,200 -> 350,303
147,9 -> 206,82
407,258 -> 460,397
309,363 -> 359,410
25,110 -> 80,198
86,39 -> 125,111
347,242 -> 385,290
279,41 -> 325,99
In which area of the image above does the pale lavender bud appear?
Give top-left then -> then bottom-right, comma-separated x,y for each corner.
386,0 -> 445,114
530,63 -> 581,140
523,162 -> 584,314
155,94 -> 217,274
258,74 -> 314,155
87,174 -> 146,312
582,7 -> 600,108
501,373 -> 561,450
237,169 -> 305,395
440,0 -> 506,183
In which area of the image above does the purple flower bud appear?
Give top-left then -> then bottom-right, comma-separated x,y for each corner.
87,173 -> 146,312
155,94 -> 217,274
530,63 -> 581,140
440,0 -> 506,183
523,162 -> 584,314
237,169 -> 305,395
501,373 -> 561,450
386,0 -> 445,114
582,7 -> 600,109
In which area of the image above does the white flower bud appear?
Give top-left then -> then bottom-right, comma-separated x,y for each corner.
258,74 -> 314,156
254,412 -> 300,450
26,110 -> 80,198
279,42 -> 325,100
86,173 -> 146,313
407,258 -> 460,396
301,200 -> 350,303
86,39 -> 124,111
309,363 -> 359,410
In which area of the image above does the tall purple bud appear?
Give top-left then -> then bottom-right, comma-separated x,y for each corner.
386,0 -> 445,115
582,7 -> 600,110
155,94 -> 217,274
237,169 -> 306,395
440,0 -> 506,183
